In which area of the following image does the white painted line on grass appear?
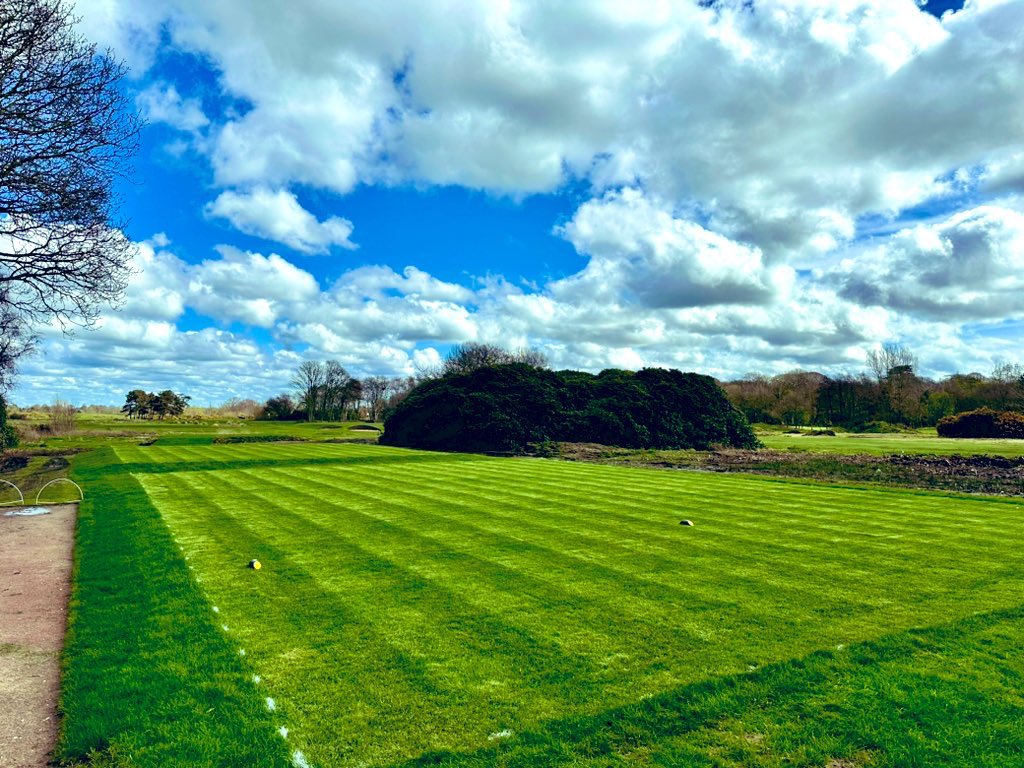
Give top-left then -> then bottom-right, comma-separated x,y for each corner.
266,697 -> 276,712
292,749 -> 311,768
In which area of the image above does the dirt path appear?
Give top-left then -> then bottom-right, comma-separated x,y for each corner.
0,504 -> 77,768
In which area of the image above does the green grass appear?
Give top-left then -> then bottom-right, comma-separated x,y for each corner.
13,415 -> 381,453
60,440 -> 1024,766
58,448 -> 291,767
758,431 -> 1024,456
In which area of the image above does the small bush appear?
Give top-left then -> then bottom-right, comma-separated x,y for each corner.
49,399 -> 78,435
936,408 -> 1024,439
0,396 -> 18,451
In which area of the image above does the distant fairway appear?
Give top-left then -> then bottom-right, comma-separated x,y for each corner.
758,430 -> 1024,456
61,440 -> 1024,767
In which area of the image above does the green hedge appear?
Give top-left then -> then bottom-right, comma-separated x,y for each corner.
382,364 -> 757,453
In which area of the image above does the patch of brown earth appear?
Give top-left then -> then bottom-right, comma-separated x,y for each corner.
0,504 -> 77,768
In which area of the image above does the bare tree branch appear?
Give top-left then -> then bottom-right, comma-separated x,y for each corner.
0,0 -> 140,340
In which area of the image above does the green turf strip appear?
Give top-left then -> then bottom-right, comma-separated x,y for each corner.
57,448 -> 291,767
108,442 -> 1024,767
758,432 -> 1024,456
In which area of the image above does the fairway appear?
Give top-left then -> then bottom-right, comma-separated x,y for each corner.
758,431 -> 1024,456
85,440 -> 1024,767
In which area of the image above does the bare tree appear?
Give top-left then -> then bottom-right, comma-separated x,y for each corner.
866,343 -> 918,383
866,343 -> 921,424
292,361 -> 325,422
440,343 -> 548,377
362,375 -> 389,421
0,0 -> 140,333
48,398 -> 76,434
0,292 -> 35,391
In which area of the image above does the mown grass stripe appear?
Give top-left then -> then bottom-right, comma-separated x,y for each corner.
58,448 -> 291,767
142,471 -> 608,767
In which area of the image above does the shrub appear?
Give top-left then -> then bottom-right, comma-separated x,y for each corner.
0,396 -> 18,451
49,399 -> 77,435
936,408 -> 1024,439
382,364 -> 758,453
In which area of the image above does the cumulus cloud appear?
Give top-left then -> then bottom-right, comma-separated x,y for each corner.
205,188 -> 357,254
76,0 -> 1024,257
833,203 -> 1024,320
136,82 -> 209,131
554,189 -> 792,308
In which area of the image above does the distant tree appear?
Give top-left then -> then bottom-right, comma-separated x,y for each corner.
321,360 -> 353,420
815,374 -> 883,428
152,390 -> 189,419
0,295 -> 35,391
866,343 -> 921,424
48,398 -> 76,434
439,343 -> 548,378
362,376 -> 389,421
0,0 -> 140,336
121,389 -> 151,419
260,394 -> 297,421
292,361 -> 325,422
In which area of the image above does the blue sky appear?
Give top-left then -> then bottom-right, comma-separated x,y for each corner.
17,0 -> 1024,407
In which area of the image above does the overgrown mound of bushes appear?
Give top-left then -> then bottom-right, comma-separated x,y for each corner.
381,364 -> 758,453
936,408 -> 1024,439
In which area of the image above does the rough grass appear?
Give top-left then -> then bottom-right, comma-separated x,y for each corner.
58,440 -> 1024,767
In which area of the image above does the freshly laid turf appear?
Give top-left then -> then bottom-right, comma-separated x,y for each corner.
59,440 -> 1024,766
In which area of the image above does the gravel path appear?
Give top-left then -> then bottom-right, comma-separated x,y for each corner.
0,504 -> 77,768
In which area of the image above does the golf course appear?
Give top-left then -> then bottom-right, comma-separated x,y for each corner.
40,425 -> 1024,767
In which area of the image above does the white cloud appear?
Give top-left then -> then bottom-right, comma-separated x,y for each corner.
554,189 -> 792,308
187,245 -> 321,326
833,202 -> 1024,320
136,83 -> 209,131
75,0 -> 1024,262
205,188 -> 357,254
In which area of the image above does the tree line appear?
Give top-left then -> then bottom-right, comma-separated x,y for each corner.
121,390 -> 191,419
724,344 -> 1024,428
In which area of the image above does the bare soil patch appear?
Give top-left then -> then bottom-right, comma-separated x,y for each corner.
0,503 -> 77,768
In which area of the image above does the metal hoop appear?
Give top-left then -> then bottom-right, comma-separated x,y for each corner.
35,478 -> 84,505
0,479 -> 24,506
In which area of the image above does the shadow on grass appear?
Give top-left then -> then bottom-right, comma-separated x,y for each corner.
57,448 -> 292,767
396,605 -> 1024,768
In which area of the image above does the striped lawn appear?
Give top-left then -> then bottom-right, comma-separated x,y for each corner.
114,441 -> 1024,767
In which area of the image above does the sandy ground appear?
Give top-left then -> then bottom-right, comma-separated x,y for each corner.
0,504 -> 77,768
